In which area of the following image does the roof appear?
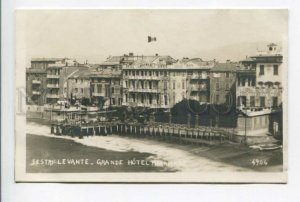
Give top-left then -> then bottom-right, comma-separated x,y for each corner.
89,69 -> 122,78
240,57 -> 255,63
26,68 -> 47,74
105,55 -> 176,66
178,58 -> 215,67
129,55 -> 176,66
99,61 -> 121,66
210,62 -> 242,72
69,69 -> 92,79
31,58 -> 68,62
106,56 -> 124,63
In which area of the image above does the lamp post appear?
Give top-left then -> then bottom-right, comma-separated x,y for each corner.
244,115 -> 247,144
187,113 -> 191,128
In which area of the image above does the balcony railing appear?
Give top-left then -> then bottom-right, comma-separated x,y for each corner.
190,85 -> 207,92
92,92 -> 105,97
32,91 -> 41,95
128,88 -> 159,93
47,74 -> 60,79
124,75 -> 160,80
189,75 -> 208,80
125,102 -> 170,108
47,84 -> 59,88
46,94 -> 59,98
32,80 -> 41,84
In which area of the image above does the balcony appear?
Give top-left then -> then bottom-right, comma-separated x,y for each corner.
128,88 -> 159,93
125,75 -> 160,80
46,94 -> 59,99
47,84 -> 59,88
92,92 -> 105,97
190,74 -> 208,80
190,85 -> 207,92
32,80 -> 41,84
32,91 -> 41,95
126,102 -> 169,109
236,86 -> 256,96
47,74 -> 60,79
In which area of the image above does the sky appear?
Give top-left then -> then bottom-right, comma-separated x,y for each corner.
17,9 -> 287,65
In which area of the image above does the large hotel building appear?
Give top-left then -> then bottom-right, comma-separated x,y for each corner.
122,56 -> 214,109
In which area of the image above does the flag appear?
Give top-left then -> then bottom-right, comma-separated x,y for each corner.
148,36 -> 157,43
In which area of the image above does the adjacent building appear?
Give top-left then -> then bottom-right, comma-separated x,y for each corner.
26,58 -> 89,105
90,69 -> 123,108
66,69 -> 91,102
26,68 -> 47,105
235,43 -> 283,140
237,43 -> 283,109
210,61 -> 241,107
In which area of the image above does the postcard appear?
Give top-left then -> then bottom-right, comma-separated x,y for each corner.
15,9 -> 288,183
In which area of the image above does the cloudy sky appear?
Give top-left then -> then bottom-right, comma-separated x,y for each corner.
17,9 -> 287,64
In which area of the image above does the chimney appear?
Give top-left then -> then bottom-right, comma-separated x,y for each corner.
155,53 -> 159,56
129,53 -> 134,56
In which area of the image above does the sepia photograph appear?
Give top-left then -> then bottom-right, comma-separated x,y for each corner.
15,9 -> 288,182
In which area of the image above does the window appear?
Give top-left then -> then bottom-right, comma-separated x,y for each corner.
164,82 -> 168,89
216,95 -> 219,104
226,83 -> 229,90
274,65 -> 279,75
250,96 -> 255,107
226,72 -> 230,78
216,83 -> 219,90
97,84 -> 102,93
141,94 -> 144,103
272,97 -> 278,107
111,87 -> 114,94
213,73 -> 220,78
242,78 -> 245,86
75,79 -> 78,83
81,88 -> 83,93
182,80 -> 185,89
75,88 -> 78,93
259,65 -> 264,75
260,96 -> 265,107
173,81 -> 176,89
252,78 -> 256,86
111,98 -> 115,105
164,95 -> 168,105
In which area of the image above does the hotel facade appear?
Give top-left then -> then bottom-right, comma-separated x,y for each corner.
122,56 -> 214,109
